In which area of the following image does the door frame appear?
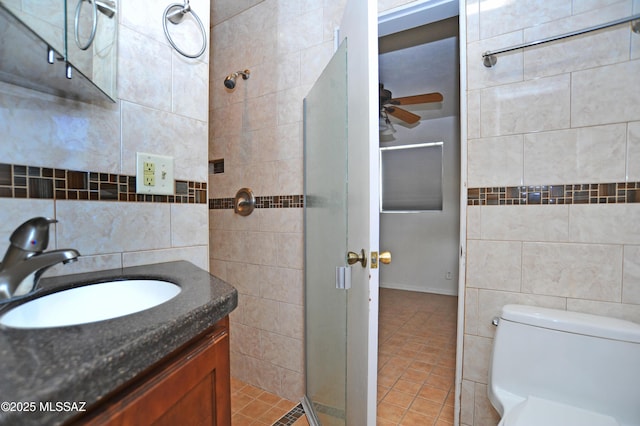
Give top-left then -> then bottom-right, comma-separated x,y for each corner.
377,1 -> 467,424
339,0 -> 380,424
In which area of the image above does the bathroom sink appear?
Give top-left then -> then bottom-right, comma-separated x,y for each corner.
0,279 -> 181,329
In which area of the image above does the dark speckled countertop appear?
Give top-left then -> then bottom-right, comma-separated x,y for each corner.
0,261 -> 238,426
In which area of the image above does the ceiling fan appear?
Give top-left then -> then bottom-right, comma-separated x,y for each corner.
379,83 -> 443,125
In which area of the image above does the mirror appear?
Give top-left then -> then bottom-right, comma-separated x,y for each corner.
0,0 -> 117,102
66,0 -> 117,99
1,0 -> 65,54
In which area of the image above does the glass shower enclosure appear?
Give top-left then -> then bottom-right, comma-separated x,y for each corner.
302,40 -> 348,426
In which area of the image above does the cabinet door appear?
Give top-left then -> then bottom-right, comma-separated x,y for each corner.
70,318 -> 231,426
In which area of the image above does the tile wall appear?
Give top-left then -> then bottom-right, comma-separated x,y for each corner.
0,0 -> 211,275
462,0 -> 640,424
208,0 -> 348,402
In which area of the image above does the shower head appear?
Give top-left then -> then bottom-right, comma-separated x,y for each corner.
224,69 -> 250,89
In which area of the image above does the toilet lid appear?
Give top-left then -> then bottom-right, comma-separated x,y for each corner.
501,396 -> 619,426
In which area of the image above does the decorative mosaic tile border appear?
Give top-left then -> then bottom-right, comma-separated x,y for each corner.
272,403 -> 305,426
0,163 -> 207,204
209,195 -> 305,209
468,182 -> 640,206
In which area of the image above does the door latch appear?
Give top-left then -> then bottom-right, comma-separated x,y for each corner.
371,251 -> 391,269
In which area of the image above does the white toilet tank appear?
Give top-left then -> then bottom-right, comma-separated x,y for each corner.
488,304 -> 640,426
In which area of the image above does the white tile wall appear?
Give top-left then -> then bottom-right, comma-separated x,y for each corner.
521,242 -> 623,301
465,0 -> 480,43
121,102 -> 208,181
523,124 -> 627,184
122,246 -> 209,271
623,245 -> 640,304
627,121 -> 640,179
463,0 -> 640,423
209,0 -> 332,402
0,0 -> 211,280
572,60 -> 640,127
523,3 -> 632,79
461,335 -> 492,384
467,31 -> 523,91
0,82 -> 120,172
467,135 -> 523,186
118,26 -> 173,111
569,204 -> 640,244
0,199 -> 54,240
478,0 -> 572,40
480,74 -> 571,137
466,240 -> 522,292
480,205 -> 570,242
56,201 -> 172,254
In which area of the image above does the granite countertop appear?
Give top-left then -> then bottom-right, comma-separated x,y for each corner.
0,261 -> 238,426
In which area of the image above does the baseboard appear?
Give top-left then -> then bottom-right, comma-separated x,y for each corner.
379,282 -> 458,296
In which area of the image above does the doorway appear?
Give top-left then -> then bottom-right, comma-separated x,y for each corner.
378,15 -> 460,297
376,2 -> 461,424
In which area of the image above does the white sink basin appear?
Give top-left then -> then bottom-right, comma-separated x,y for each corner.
0,280 -> 181,329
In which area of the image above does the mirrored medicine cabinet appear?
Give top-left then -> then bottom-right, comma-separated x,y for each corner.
0,0 -> 117,103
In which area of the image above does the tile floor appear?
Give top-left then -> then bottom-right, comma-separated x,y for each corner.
231,377 -> 309,426
231,288 -> 457,426
377,288 -> 458,426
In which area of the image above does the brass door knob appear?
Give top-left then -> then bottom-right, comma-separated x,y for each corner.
347,249 -> 367,268
379,251 -> 391,265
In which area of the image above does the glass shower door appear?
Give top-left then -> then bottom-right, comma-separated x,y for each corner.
303,40 -> 348,426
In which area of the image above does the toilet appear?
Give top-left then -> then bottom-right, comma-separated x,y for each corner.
488,304 -> 640,426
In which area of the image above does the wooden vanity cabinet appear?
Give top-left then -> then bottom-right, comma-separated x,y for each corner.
68,317 -> 231,426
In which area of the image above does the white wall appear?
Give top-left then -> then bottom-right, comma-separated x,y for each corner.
378,14 -> 460,295
380,115 -> 460,295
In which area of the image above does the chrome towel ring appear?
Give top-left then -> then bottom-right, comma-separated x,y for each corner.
74,0 -> 117,51
75,0 -> 98,51
163,0 -> 207,59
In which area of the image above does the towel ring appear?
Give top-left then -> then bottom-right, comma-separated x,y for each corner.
74,0 -> 98,51
162,0 -> 207,59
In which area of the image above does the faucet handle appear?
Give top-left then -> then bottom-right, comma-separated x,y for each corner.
10,217 -> 58,252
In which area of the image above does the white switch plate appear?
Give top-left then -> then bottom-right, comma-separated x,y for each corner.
136,152 -> 174,195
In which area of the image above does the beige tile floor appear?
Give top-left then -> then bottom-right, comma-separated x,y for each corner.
231,378 -> 309,426
377,288 -> 458,426
231,288 -> 457,426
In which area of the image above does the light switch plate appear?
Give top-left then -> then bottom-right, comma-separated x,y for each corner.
136,152 -> 174,195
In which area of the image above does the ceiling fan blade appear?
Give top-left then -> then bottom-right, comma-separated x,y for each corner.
385,106 -> 421,124
390,92 -> 443,105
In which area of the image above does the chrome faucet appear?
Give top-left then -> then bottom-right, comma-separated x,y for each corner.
0,217 -> 80,301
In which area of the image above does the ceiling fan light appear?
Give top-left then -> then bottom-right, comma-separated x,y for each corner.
379,117 -> 396,135
379,116 -> 388,132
